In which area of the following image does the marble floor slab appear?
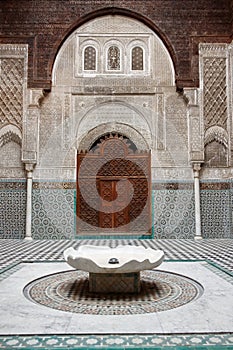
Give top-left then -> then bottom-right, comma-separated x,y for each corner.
0,260 -> 233,335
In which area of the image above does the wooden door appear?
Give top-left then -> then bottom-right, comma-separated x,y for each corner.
76,133 -> 151,236
99,179 -> 129,229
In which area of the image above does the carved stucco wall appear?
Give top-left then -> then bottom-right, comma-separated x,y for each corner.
0,44 -> 27,178
199,43 -> 232,179
1,18 -> 233,239
35,15 -> 193,182
52,15 -> 175,87
0,45 -> 27,238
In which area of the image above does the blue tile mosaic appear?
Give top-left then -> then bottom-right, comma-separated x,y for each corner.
1,179 -> 233,240
0,180 -> 26,239
32,188 -> 75,239
0,332 -> 233,349
153,188 -> 195,239
200,189 -> 232,238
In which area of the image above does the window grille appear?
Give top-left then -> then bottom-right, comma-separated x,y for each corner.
84,46 -> 96,70
107,46 -> 120,70
132,46 -> 143,70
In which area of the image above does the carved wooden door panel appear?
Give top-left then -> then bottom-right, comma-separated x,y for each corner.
114,179 -> 130,229
76,134 -> 151,236
99,179 -> 129,229
99,180 -> 114,228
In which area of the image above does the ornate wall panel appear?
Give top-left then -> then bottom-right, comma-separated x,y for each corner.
0,181 -> 26,239
62,94 -> 72,151
0,57 -> 24,127
1,179 -> 232,239
153,185 -> 195,239
153,181 -> 233,239
77,135 -> 151,236
78,121 -> 149,152
76,101 -> 152,149
0,124 -> 23,176
31,186 -> 75,239
199,44 -> 230,168
0,45 -> 27,179
200,185 -> 231,238
53,16 -> 174,86
0,44 -> 27,128
203,57 -> 227,130
163,94 -> 189,166
39,95 -> 63,154
156,94 -> 165,150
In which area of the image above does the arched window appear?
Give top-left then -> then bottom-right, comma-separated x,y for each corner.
83,46 -> 96,71
131,46 -> 144,70
205,141 -> 227,167
204,126 -> 228,167
107,46 -> 120,70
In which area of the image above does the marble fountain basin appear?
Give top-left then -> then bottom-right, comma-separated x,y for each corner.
64,245 -> 164,274
64,245 -> 165,293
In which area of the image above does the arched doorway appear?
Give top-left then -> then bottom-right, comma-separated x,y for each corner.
76,133 -> 151,236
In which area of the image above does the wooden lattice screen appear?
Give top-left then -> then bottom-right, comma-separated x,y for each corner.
76,134 -> 151,236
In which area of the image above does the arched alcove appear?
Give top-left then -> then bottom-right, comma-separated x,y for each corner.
52,15 -> 175,86
0,125 -> 23,170
76,133 -> 151,236
50,8 -> 177,85
204,126 -> 228,167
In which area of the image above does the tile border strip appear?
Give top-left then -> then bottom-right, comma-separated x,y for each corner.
0,333 -> 233,349
0,259 -> 233,348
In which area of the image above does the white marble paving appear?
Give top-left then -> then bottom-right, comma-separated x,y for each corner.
0,261 -> 232,334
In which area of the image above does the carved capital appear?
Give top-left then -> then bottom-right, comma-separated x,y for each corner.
28,88 -> 45,107
22,151 -> 37,164
183,88 -> 199,106
192,162 -> 202,173
25,163 -> 35,173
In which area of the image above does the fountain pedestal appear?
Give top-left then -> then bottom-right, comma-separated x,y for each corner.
64,245 -> 164,294
89,272 -> 140,293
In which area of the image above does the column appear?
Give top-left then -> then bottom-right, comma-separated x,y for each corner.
22,89 -> 44,240
24,164 -> 34,240
193,163 -> 202,240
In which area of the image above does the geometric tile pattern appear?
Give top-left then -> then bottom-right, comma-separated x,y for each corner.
0,58 -> 24,129
0,332 -> 233,349
153,188 -> 195,239
1,179 -> 233,240
23,269 -> 203,314
0,238 -> 233,274
0,186 -> 26,239
203,57 -> 227,130
203,262 -> 233,285
200,189 -> 232,238
0,264 -> 22,282
32,189 -> 75,239
0,239 -> 232,349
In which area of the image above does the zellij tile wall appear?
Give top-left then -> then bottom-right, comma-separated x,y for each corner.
0,179 -> 233,239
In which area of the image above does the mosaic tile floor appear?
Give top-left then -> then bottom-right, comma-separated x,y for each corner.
0,238 -> 233,349
24,269 -> 203,315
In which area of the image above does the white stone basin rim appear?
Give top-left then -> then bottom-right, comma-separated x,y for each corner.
64,245 -> 164,273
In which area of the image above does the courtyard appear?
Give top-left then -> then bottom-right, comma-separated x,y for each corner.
0,238 -> 232,349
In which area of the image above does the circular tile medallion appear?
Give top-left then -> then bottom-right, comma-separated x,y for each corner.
23,270 -> 203,315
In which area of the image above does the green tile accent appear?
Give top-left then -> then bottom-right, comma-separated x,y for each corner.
0,334 -> 233,349
0,242 -> 233,349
